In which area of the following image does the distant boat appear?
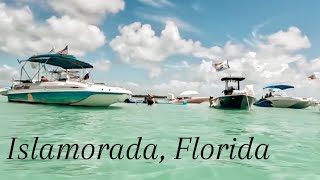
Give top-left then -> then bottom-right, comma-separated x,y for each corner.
6,53 -> 132,106
254,85 -> 314,109
210,77 -> 256,109
167,91 -> 209,104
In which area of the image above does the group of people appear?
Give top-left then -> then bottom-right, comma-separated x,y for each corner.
209,96 -> 214,107
264,92 -> 273,99
223,86 -> 236,95
39,72 -> 90,82
40,76 -> 48,82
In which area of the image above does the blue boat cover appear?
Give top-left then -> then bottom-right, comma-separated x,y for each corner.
27,54 -> 93,69
263,85 -> 294,90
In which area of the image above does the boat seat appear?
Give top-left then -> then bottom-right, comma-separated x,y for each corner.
233,90 -> 247,95
223,90 -> 234,95
20,80 -> 32,83
58,78 -> 68,81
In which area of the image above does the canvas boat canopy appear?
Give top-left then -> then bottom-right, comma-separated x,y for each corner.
27,54 -> 93,69
263,85 -> 294,90
221,77 -> 245,81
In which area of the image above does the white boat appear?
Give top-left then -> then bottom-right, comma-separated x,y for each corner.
167,91 -> 209,104
254,85 -> 314,109
7,53 -> 132,107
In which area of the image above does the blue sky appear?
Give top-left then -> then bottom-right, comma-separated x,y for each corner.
87,0 -> 320,82
0,0 -> 320,96
110,0 -> 320,57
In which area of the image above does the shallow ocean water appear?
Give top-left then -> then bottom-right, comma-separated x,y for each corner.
0,96 -> 319,180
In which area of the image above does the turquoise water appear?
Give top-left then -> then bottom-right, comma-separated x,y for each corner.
0,95 -> 319,180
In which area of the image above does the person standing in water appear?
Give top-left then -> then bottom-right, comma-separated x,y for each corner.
146,94 -> 156,105
209,96 -> 214,107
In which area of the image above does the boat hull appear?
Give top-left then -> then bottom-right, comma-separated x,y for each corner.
7,90 -> 131,107
7,81 -> 132,107
170,97 -> 209,104
253,98 -> 272,107
211,95 -> 256,110
0,89 -> 9,96
254,97 -> 312,109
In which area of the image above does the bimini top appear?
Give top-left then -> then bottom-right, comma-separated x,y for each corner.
221,77 -> 245,81
27,54 -> 93,69
263,85 -> 294,90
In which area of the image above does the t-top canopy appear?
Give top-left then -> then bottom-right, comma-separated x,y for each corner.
263,85 -> 294,90
27,54 -> 93,69
221,77 -> 245,81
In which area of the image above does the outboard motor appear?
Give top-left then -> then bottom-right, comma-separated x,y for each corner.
167,93 -> 175,101
245,85 -> 255,96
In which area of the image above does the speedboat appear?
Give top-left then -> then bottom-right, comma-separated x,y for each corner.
7,53 -> 132,107
254,85 -> 313,109
210,77 -> 256,109
167,91 -> 209,104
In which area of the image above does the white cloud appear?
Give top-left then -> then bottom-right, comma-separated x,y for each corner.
223,41 -> 246,59
136,12 -> 199,33
251,21 -> 270,39
48,0 -> 125,24
138,0 -> 173,8
147,66 -> 161,78
0,65 -> 19,86
0,3 -> 106,56
256,26 -> 311,57
295,57 -> 320,75
92,60 -> 112,72
110,22 -> 320,98
110,21 -> 316,83
163,60 -> 190,70
268,27 -> 310,51
46,16 -> 106,55
0,65 -> 19,80
110,21 -> 208,78
110,21 -> 206,64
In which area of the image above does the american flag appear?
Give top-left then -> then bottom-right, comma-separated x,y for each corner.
308,74 -> 317,80
57,45 -> 68,54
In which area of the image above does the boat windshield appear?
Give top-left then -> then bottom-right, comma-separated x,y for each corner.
264,88 -> 289,97
50,70 -> 82,81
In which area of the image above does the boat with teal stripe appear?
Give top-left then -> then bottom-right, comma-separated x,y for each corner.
7,53 -> 132,106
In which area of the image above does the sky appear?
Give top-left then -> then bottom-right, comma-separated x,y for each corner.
0,0 -> 320,98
